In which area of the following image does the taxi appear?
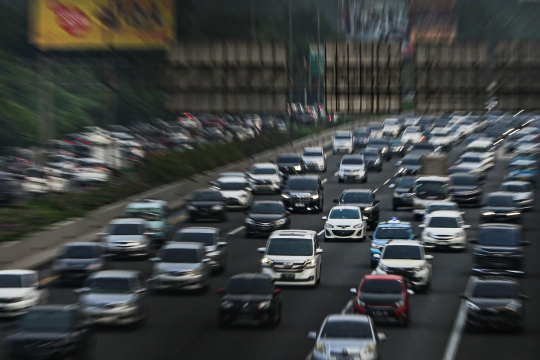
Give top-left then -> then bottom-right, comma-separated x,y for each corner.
369,218 -> 415,269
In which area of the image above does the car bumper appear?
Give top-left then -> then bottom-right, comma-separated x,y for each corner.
466,310 -> 522,329
338,172 -> 366,181
83,306 -> 140,325
220,308 -> 274,323
189,209 -> 225,220
480,214 -> 521,224
422,235 -> 466,249
0,300 -> 36,317
261,267 -> 317,286
250,183 -> 280,193
325,227 -> 365,240
305,163 -> 325,171
354,304 -> 408,322
106,244 -> 149,257
246,222 -> 287,235
333,147 -> 353,153
282,198 -> 320,212
393,195 -> 414,207
151,274 -> 207,290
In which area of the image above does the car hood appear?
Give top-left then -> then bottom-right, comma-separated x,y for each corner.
510,192 -> 533,200
0,288 -> 33,299
155,263 -> 202,272
334,139 -> 352,144
326,219 -> 363,227
319,339 -> 376,357
395,186 -> 414,193
380,259 -> 425,268
191,201 -> 223,207
248,214 -> 284,222
481,206 -> 518,213
474,245 -> 520,253
423,227 -> 463,235
248,174 -> 280,182
57,258 -> 99,266
456,163 -> 480,170
81,293 -> 137,305
264,255 -> 313,262
302,156 -> 324,163
284,190 -> 317,196
107,235 -> 146,243
222,294 -> 273,302
360,292 -> 403,304
339,165 -> 365,171
469,297 -> 514,309
220,190 -> 248,198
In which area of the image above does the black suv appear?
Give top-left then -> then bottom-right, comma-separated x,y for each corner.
245,201 -> 291,238
186,189 -> 227,222
396,153 -> 423,176
450,174 -> 484,206
461,277 -> 528,332
334,189 -> 380,230
407,142 -> 435,155
361,148 -> 383,172
480,192 -> 523,224
353,127 -> 371,149
53,242 -> 106,285
3,305 -> 95,359
217,273 -> 282,328
275,154 -> 307,179
367,139 -> 391,161
470,223 -> 529,276
281,175 -> 324,213
392,176 -> 415,210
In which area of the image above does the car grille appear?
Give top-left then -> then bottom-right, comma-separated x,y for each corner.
385,267 -> 415,280
476,256 -> 517,269
225,197 -> 241,205
332,230 -> 356,237
290,194 -> 311,205
306,163 -> 322,170
0,298 -> 15,304
272,262 -> 306,273
167,270 -> 190,276
431,234 -> 454,241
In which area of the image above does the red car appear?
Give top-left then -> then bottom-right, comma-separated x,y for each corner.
350,274 -> 413,326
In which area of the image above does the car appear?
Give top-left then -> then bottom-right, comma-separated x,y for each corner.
498,181 -> 534,211
391,176 -> 415,210
480,192 -> 523,224
148,242 -> 212,293
461,277 -> 528,332
281,175 -> 324,213
367,139 -> 391,161
449,173 -> 484,206
333,131 -> 354,154
382,118 -> 402,137
246,163 -> 283,194
420,210 -> 470,251
353,127 -> 371,149
505,156 -> 537,186
217,273 -> 282,328
455,152 -> 495,180
373,240 -> 433,291
218,171 -> 248,179
210,176 -> 253,210
401,126 -> 423,144
396,153 -> 423,176
275,153 -> 307,178
257,230 -> 322,286
338,154 -> 367,183
0,270 -> 48,318
302,147 -> 327,172
369,218 -> 415,269
97,218 -> 154,259
448,164 -> 484,180
322,206 -> 367,242
470,223 -> 529,276
185,189 -> 227,222
53,242 -> 106,285
2,305 -> 95,360
428,128 -> 452,151
123,199 -> 171,247
350,274 -> 413,325
404,116 -> 420,127
361,148 -> 383,172
245,201 -> 291,238
308,314 -> 386,360
75,270 -> 147,327
389,139 -> 406,157
172,227 -> 228,273
334,189 -> 380,230
425,201 -> 461,216
368,122 -> 385,138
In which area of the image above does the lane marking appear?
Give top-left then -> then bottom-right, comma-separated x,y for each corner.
341,299 -> 353,314
317,230 -> 325,236
39,275 -> 59,285
228,226 -> 245,235
169,214 -> 188,225
383,179 -> 390,185
321,178 -> 327,184
334,171 -> 339,176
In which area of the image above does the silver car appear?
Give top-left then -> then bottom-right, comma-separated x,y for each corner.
308,314 -> 386,360
499,181 -> 534,211
98,218 -> 154,258
172,227 -> 228,273
75,270 -> 147,327
149,243 -> 211,293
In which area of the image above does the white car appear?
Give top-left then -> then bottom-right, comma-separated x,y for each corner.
211,176 -> 253,209
246,163 -> 283,194
338,155 -> 367,183
420,210 -> 470,251
22,168 -> 69,194
373,240 -> 433,291
455,152 -> 495,178
333,131 -> 354,154
429,128 -> 452,150
322,206 -> 367,242
382,118 -> 402,137
499,181 -> 534,211
302,147 -> 327,172
401,126 -> 423,144
0,270 -> 48,317
425,201 -> 461,216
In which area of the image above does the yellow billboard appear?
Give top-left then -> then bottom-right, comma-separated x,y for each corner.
29,0 -> 175,50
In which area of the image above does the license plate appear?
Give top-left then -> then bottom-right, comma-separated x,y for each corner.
372,310 -> 387,316
280,274 -> 295,280
294,203 -> 305,207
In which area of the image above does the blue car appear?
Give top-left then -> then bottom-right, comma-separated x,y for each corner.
369,218 -> 415,269
505,157 -> 538,186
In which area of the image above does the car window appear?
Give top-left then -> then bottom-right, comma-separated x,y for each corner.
267,238 -> 313,256
124,208 -> 164,221
192,191 -> 222,201
374,227 -> 410,239
303,150 -> 323,156
402,157 -> 421,165
251,202 -> 284,215
486,195 -> 515,207
0,274 -> 23,288
85,277 -> 132,293
159,248 -> 200,263
361,279 -> 402,294
277,155 -> 301,163
452,176 -> 478,186
252,167 -> 277,175
471,282 -> 517,298
61,245 -> 99,259
340,192 -> 371,203
427,217 -> 458,228
218,181 -> 247,191
285,178 -> 318,191
320,320 -> 373,339
427,205 -> 456,213
329,208 -> 360,219
335,133 -> 352,139
396,178 -> 415,188
226,278 -> 273,295
478,228 -> 521,246
108,223 -> 143,236
383,245 -> 422,260
500,184 -> 528,192
173,232 -> 215,246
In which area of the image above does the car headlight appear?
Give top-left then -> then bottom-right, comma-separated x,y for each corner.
221,301 -> 234,309
466,301 -> 480,311
207,251 -> 220,259
453,231 -> 465,238
506,211 -> 520,216
86,262 -> 102,271
258,301 -> 271,309
245,218 -> 255,225
275,218 -> 287,226
363,207 -> 373,213
413,265 -> 425,272
315,342 -> 326,355
379,263 -> 389,272
425,232 -> 434,238
281,194 -> 290,199
362,344 -> 377,359
505,300 -> 522,311
311,194 -> 319,200
374,159 -> 381,164
293,165 -> 302,171
325,223 -> 334,228
211,205 -> 223,210
187,206 -> 197,211
304,258 -> 316,268
188,268 -> 204,276
482,211 -> 495,216
354,223 -> 364,228
395,300 -> 405,308
371,243 -> 383,250
262,258 -> 273,266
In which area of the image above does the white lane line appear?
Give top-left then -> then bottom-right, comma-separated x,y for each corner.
341,299 -> 353,314
383,179 -> 390,185
334,171 -> 339,176
228,226 -> 245,235
441,277 -> 474,360
393,171 -> 401,177
305,352 -> 313,360
321,178 -> 327,184
317,230 -> 325,236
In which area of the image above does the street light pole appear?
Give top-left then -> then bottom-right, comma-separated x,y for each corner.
288,0 -> 294,141
317,5 -> 321,118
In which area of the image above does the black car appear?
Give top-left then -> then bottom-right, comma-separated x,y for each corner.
275,154 -> 307,179
392,176 -> 415,210
53,242 -> 106,285
480,192 -> 523,224
281,175 -> 324,213
461,277 -> 528,332
450,174 -> 484,206
186,189 -> 227,222
407,142 -> 435,155
353,127 -> 371,149
217,273 -> 282,328
389,139 -> 406,157
3,305 -> 95,360
396,153 -> 423,176
367,139 -> 391,161
245,201 -> 291,238
361,149 -> 383,172
334,189 -> 380,230
470,223 -> 529,276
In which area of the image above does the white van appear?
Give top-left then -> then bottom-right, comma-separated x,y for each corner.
333,131 -> 354,154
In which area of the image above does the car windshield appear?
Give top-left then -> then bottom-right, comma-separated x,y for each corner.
320,320 -> 373,339
226,278 -> 273,295
277,155 -> 300,163
361,279 -> 402,294
383,245 -> 422,260
500,184 -> 531,192
340,192 -> 371,203
61,246 -> 99,259
428,217 -> 459,228
405,127 -> 420,133
486,195 -> 515,207
218,182 -> 246,191
460,156 -> 482,163
285,178 -> 318,191
427,204 -> 456,213
341,158 -> 364,165
85,277 -> 132,294
192,191 -> 221,201
21,311 -> 75,332
355,131 -> 369,137
329,208 -> 360,219
0,275 -> 23,288
108,223 -> 143,236
363,153 -> 378,159
479,228 -> 521,246
374,227 -> 410,239
368,140 -> 387,146
173,232 -> 215,246
266,238 -> 313,256
159,248 -> 200,263
472,282 -> 517,298
335,133 -> 352,139
396,178 -> 415,188
251,203 -> 283,215
303,150 -> 323,156
384,119 -> 399,125
452,176 -> 477,186
416,181 -> 448,198
124,208 -> 163,221
402,158 -> 421,165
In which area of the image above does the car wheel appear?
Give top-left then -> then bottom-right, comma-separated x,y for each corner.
245,230 -> 252,238
370,260 -> 378,269
338,178 -> 344,183
377,166 -> 382,172
362,176 -> 367,183
393,204 -> 398,211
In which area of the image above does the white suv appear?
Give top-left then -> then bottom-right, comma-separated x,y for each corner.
338,155 -> 367,183
333,131 -> 354,154
373,240 -> 433,291
211,176 -> 253,209
257,230 -> 322,287
246,163 -> 283,194
420,210 -> 469,251
382,118 -> 402,137
322,206 -> 367,242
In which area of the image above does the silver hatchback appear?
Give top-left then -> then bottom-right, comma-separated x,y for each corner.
98,218 -> 154,258
172,227 -> 228,273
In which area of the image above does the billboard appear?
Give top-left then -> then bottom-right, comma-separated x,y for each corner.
346,0 -> 409,42
409,0 -> 456,45
29,0 -> 175,50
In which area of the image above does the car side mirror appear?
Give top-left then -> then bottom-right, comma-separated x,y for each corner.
464,224 -> 471,229
521,241 -> 531,246
208,181 -> 217,187
308,331 -> 317,340
216,288 -> 225,295
285,211 -> 291,216
407,289 -> 415,295
96,232 -> 108,238
425,255 -> 434,260
333,199 -> 339,203
469,239 -> 478,244
273,289 -> 281,296
279,172 -> 285,177
349,287 -> 357,295
373,254 -> 381,259
418,224 -> 425,228
321,216 -> 328,220
459,293 -> 468,300
378,333 -> 387,342
388,184 -> 396,189
203,258 -> 212,263
257,247 -> 266,253
149,257 -> 161,262
144,232 -> 155,237
73,287 -> 91,295
135,288 -> 147,294
315,248 -> 323,255
217,242 -> 227,247
245,187 -> 252,192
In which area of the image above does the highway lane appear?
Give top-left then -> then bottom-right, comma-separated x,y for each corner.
0,140 -> 538,360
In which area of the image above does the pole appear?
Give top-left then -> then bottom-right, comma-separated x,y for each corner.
288,0 -> 294,141
317,5 -> 321,117
37,54 -> 54,146
304,57 -> 308,110
250,0 -> 256,41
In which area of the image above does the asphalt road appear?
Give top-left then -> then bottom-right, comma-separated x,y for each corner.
1,140 -> 539,360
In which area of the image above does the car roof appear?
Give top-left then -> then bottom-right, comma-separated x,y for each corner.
287,175 -> 320,180
471,276 -> 518,285
126,199 -> 167,208
485,191 -> 515,198
219,172 -> 245,177
363,274 -> 404,282
252,163 -> 277,168
386,240 -> 423,247
325,314 -> 370,323
335,131 -> 352,135
29,305 -> 80,312
193,188 -> 220,193
303,147 -> 324,152
270,230 -> 316,239
230,273 -> 273,281
330,205 -> 362,211
460,152 -> 487,157
425,210 -> 462,218
479,223 -> 521,230
501,181 -> 530,187
217,176 -> 247,183
342,188 -> 371,194
109,218 -> 146,225
176,227 -> 218,234
162,242 -> 204,250
0,270 -> 37,276
64,242 -> 101,247
89,270 -> 139,279
427,201 -> 458,207
376,221 -> 412,228
341,154 -> 364,159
